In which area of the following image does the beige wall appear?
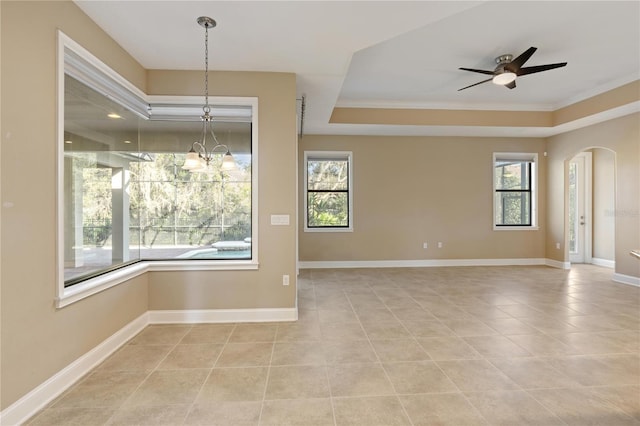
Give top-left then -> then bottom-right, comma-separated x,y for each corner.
299,135 -> 547,262
146,70 -> 298,310
546,113 -> 640,278
0,1 -> 149,409
592,148 -> 616,261
1,1 -> 298,410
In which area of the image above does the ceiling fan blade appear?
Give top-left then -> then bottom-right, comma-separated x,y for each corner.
459,67 -> 495,76
457,77 -> 493,91
505,80 -> 516,89
517,62 -> 567,76
506,46 -> 537,72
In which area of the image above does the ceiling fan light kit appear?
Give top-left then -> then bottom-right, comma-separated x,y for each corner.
458,46 -> 567,91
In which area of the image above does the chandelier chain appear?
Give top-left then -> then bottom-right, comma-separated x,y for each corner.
204,24 -> 209,113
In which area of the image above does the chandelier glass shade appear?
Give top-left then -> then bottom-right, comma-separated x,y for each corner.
182,16 -> 235,173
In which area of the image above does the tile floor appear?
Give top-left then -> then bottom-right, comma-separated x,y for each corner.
28,265 -> 640,425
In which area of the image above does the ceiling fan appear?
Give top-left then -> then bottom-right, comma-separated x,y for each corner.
458,46 -> 567,91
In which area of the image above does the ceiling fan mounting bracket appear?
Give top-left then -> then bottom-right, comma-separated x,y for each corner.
495,54 -> 513,65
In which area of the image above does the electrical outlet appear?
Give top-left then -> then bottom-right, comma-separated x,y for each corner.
438,242 -> 443,248
282,275 -> 290,286
423,242 -> 428,249
556,243 -> 561,249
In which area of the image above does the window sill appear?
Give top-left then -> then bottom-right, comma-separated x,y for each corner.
56,260 -> 259,309
304,226 -> 353,233
493,226 -> 539,231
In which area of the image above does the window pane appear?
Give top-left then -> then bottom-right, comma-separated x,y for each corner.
308,160 -> 348,190
63,75 -> 142,284
495,192 -> 531,225
569,162 -> 577,253
64,72 -> 254,286
495,161 -> 530,190
308,192 -> 348,227
130,149 -> 252,261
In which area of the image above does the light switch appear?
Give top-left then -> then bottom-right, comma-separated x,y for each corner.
271,214 -> 290,225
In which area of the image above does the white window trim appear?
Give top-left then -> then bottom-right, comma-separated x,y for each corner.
304,151 -> 354,233
492,152 -> 539,231
57,31 -> 259,308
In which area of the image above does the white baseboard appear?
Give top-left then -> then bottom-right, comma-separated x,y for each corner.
591,258 -> 615,269
0,306 -> 297,425
148,308 -> 298,324
613,273 -> 640,287
299,258 -> 549,269
0,313 -> 149,426
545,258 -> 571,269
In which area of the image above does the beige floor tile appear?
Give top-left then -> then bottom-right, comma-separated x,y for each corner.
354,308 -> 398,323
157,343 -> 223,369
197,367 -> 268,402
265,365 -> 330,400
271,341 -> 326,365
317,309 -> 359,324
108,404 -> 191,425
506,333 -> 578,356
401,320 -> 455,338
489,357 -> 581,389
399,393 -> 488,426
227,323 -> 278,342
552,331 -> 634,354
327,363 -> 395,397
529,387 -> 639,426
370,339 -> 430,362
322,340 -> 378,364
276,322 -> 322,341
440,319 -> 499,337
546,354 -> 640,386
463,335 -> 532,358
496,304 -> 545,318
97,345 -> 173,372
180,324 -> 235,344
417,337 -> 482,360
184,401 -> 261,425
389,307 -> 437,322
435,359 -> 519,391
480,317 -> 542,335
128,324 -> 192,345
383,361 -> 457,394
333,396 -> 411,426
52,371 -> 147,408
215,342 -> 273,367
26,265 -> 640,426
260,398 -> 334,426
28,407 -> 115,426
361,321 -> 411,339
465,390 -> 564,425
320,322 -> 367,341
592,385 -> 640,421
123,369 -> 208,407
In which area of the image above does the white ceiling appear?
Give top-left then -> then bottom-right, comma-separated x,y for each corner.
76,1 -> 640,137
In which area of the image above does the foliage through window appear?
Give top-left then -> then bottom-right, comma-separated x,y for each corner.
62,72 -> 254,286
305,152 -> 353,230
493,153 -> 537,228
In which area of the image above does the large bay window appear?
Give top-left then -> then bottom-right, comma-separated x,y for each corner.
58,32 -> 257,304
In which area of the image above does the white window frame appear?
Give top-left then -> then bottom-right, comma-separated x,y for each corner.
304,151 -> 353,233
57,31 -> 259,308
492,152 -> 538,231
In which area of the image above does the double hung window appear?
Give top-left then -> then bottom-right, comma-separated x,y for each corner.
493,153 -> 538,229
304,151 -> 353,231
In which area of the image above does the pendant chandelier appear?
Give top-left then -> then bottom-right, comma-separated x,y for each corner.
182,16 -> 235,172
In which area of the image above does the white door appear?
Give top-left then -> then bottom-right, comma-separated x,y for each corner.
569,152 -> 592,263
